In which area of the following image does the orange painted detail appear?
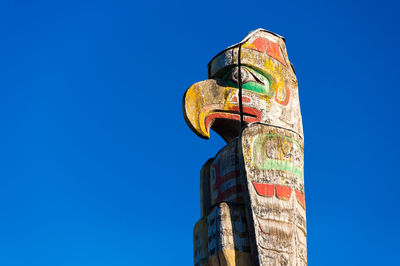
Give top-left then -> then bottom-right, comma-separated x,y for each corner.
229,106 -> 261,121
295,190 -> 306,209
259,222 -> 268,234
275,185 -> 292,200
274,86 -> 290,106
251,38 -> 268,53
252,182 -> 274,197
252,182 -> 297,201
205,106 -> 261,130
206,113 -> 240,130
267,41 -> 287,66
231,96 -> 251,103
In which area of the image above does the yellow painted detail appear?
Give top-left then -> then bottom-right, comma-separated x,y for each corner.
184,83 -> 210,139
184,80 -> 240,140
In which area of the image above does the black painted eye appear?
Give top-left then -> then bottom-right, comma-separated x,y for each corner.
230,67 -> 250,84
227,66 -> 264,85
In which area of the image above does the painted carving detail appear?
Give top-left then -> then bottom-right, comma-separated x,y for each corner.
185,29 -> 306,265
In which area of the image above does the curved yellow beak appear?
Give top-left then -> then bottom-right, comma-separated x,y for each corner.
183,79 -> 238,140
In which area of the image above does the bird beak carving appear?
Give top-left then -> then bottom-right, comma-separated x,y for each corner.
183,79 -> 261,142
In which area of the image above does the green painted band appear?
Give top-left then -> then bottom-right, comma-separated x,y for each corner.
257,158 -> 303,179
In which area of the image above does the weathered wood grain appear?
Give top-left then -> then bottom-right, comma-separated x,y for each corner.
239,124 -> 306,266
185,29 -> 306,266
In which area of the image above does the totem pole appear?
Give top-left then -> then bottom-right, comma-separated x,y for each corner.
183,29 -> 306,266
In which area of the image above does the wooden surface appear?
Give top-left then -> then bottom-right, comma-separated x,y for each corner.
185,29 -> 306,265
240,124 -> 306,265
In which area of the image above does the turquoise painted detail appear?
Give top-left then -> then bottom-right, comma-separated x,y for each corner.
253,133 -> 304,179
257,158 -> 303,179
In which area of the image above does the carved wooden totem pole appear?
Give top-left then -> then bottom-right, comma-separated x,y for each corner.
183,29 -> 306,266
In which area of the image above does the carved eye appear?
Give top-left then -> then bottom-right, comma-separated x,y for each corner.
217,66 -> 272,96
229,67 -> 256,85
230,67 -> 251,84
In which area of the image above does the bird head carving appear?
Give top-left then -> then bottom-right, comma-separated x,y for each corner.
183,29 -> 303,142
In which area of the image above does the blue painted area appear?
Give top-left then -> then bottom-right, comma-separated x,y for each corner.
0,0 -> 399,265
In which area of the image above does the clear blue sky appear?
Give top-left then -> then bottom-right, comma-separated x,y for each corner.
1,0 -> 399,265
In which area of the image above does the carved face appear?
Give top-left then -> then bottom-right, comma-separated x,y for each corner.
183,29 -> 303,142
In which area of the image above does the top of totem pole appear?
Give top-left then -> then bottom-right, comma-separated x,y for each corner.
183,28 -> 303,142
208,29 -> 284,67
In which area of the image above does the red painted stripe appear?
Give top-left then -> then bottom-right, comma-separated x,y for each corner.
215,185 -> 243,202
295,190 -> 306,209
244,116 -> 259,123
251,38 -> 268,53
231,96 -> 251,103
275,185 -> 292,200
229,106 -> 260,117
274,86 -> 290,106
213,170 -> 240,189
259,222 -> 268,234
267,41 -> 287,66
252,182 -> 274,197
205,106 -> 261,129
243,97 -> 251,103
229,106 -> 262,122
206,113 -> 240,130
